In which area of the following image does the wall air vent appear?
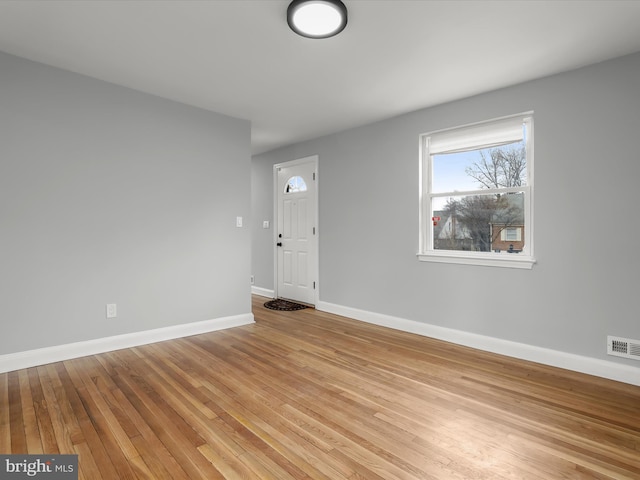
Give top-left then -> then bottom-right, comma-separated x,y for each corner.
607,336 -> 640,361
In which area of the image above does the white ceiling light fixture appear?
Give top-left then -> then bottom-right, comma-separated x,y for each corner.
287,0 -> 348,39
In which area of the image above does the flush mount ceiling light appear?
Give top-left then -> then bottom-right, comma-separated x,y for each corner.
287,0 -> 348,39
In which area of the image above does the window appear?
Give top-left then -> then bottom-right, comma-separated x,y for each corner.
284,176 -> 307,194
418,113 -> 535,269
504,228 -> 520,242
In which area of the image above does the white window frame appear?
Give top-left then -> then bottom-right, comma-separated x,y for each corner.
418,112 -> 535,269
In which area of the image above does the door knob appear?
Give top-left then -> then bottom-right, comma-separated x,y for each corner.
277,242 -> 282,247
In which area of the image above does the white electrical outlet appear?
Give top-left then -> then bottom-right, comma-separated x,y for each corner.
106,304 -> 117,319
250,275 -> 255,285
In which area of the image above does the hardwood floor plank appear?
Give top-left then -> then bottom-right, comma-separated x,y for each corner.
131,349 -> 255,465
35,365 -> 76,454
201,381 -> 340,480
18,369 -> 43,454
0,372 -> 11,453
44,363 -> 86,446
8,371 -> 27,452
108,382 -> 192,480
197,443 -> 256,479
27,367 -> 59,455
73,441 -> 104,480
62,360 -> 133,480
107,360 -> 226,480
1,295 -> 639,479
155,336 -> 349,479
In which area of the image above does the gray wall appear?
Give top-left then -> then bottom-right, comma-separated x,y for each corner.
252,52 -> 640,365
1,51 -> 251,355
251,153 -> 275,290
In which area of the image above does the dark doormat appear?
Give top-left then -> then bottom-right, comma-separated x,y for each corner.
264,299 -> 308,311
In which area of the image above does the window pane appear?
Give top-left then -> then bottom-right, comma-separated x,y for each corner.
505,228 -> 518,241
285,176 -> 307,194
432,140 -> 526,193
432,192 -> 525,253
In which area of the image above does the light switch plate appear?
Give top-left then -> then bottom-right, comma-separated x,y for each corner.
106,304 -> 117,319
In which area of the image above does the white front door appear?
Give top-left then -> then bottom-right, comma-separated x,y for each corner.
275,157 -> 317,305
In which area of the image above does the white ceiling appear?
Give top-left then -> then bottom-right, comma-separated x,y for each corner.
1,0 -> 640,155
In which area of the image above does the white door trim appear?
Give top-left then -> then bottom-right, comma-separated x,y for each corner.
273,155 -> 319,305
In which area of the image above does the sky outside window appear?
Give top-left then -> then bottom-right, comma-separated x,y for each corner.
431,140 -> 525,210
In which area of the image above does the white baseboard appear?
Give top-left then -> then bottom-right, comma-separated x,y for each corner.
0,313 -> 255,374
316,301 -> 640,387
251,286 -> 274,298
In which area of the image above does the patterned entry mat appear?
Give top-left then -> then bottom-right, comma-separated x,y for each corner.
264,299 -> 308,311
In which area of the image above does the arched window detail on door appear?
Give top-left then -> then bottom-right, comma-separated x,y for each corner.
284,176 -> 307,194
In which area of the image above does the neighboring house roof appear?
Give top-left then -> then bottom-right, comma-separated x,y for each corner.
433,211 -> 472,240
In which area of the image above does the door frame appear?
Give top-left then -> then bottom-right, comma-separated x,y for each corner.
273,155 -> 319,305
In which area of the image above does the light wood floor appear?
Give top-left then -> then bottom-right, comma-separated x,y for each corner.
2,296 -> 639,479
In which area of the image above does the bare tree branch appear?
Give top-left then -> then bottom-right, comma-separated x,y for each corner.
465,145 -> 526,189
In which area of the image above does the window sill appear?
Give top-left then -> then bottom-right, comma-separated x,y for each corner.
417,251 -> 536,269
